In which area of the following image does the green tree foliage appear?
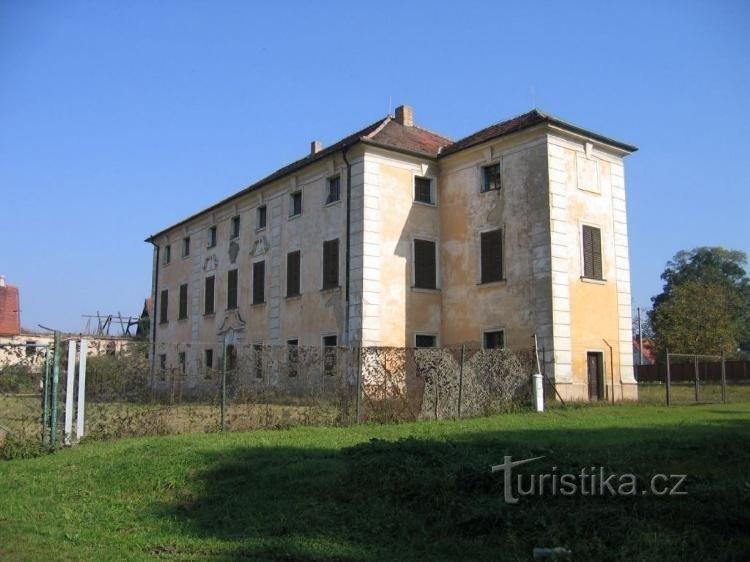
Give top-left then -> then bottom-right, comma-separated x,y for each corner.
649,247 -> 750,356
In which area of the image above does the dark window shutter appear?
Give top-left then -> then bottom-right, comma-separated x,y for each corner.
583,226 -> 603,280
159,289 -> 168,323
323,239 -> 339,289
204,276 -> 215,314
253,261 -> 265,304
227,269 -> 238,309
414,239 -> 436,289
287,251 -> 301,296
178,284 -> 188,319
481,229 -> 503,283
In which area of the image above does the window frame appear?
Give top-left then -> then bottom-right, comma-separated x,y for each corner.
322,238 -> 340,290
479,227 -> 504,284
204,275 -> 215,315
162,244 -> 171,266
252,341 -> 264,379
178,283 -> 188,320
325,175 -> 341,205
482,328 -> 505,350
321,334 -> 338,376
207,225 -> 217,248
286,250 -> 302,297
289,190 -> 303,218
204,348 -> 214,370
411,236 -> 439,290
256,205 -> 267,230
227,268 -> 239,310
413,175 -> 436,206
287,339 -> 299,377
182,236 -> 190,258
414,333 -> 439,348
580,223 -> 605,281
481,161 -> 502,193
252,259 -> 266,305
159,289 -> 169,324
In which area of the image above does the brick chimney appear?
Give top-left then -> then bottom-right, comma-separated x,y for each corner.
310,140 -> 323,155
0,276 -> 20,336
394,105 -> 413,127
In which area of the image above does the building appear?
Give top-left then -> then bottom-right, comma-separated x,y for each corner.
146,106 -> 637,401
0,275 -> 21,337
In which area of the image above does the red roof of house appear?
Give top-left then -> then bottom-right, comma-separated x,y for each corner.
0,284 -> 21,336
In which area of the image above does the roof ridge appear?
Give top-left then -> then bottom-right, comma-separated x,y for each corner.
363,116 -> 392,139
411,122 -> 453,142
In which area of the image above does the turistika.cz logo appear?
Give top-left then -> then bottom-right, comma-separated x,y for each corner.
490,456 -> 687,504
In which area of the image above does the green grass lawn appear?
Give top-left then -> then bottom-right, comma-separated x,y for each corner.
1,403 -> 749,561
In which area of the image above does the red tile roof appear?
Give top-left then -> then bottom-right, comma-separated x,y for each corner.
0,285 -> 21,336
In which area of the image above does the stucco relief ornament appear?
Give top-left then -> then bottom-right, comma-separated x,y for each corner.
251,236 -> 268,257
218,310 -> 246,334
203,255 -> 218,272
228,240 -> 240,264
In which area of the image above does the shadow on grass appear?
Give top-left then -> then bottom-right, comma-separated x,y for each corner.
156,419 -> 750,561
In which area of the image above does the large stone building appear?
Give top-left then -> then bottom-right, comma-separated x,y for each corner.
146,106 -> 637,401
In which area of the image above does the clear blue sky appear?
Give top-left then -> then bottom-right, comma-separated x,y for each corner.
1,1 -> 748,333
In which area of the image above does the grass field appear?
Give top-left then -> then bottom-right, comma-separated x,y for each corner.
1,403 -> 749,561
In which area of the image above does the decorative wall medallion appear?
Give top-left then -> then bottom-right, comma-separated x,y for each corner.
251,236 -> 268,257
229,240 -> 240,264
218,309 -> 246,334
203,255 -> 218,272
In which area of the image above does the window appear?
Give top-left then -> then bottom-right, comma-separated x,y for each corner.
182,236 -> 190,257
287,339 -> 298,377
207,226 -> 217,248
482,163 -> 502,192
582,225 -> 603,280
231,216 -> 241,239
290,191 -> 302,217
326,176 -> 340,204
414,176 -> 433,204
178,283 -> 188,320
286,250 -> 301,297
204,276 -> 215,315
415,334 -> 437,348
257,205 -> 267,230
253,343 -> 263,379
178,352 -> 186,374
322,239 -> 339,290
253,260 -> 265,304
480,229 -> 503,283
159,289 -> 168,323
227,269 -> 238,309
204,348 -> 213,369
483,330 -> 504,349
322,335 -> 337,376
25,341 -> 36,357
413,239 -> 437,289
158,354 -> 167,371
162,244 -> 171,265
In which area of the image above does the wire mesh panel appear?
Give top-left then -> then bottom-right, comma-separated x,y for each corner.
0,343 -> 48,449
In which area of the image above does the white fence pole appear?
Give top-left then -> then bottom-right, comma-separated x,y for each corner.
64,340 -> 76,445
76,340 -> 87,441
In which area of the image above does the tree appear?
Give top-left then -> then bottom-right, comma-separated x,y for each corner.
649,247 -> 750,357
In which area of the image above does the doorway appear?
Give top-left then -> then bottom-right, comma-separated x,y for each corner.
587,352 -> 604,401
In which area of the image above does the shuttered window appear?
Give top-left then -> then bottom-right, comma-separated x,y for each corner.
227,269 -> 238,309
323,239 -> 339,289
159,289 -> 168,323
204,276 -> 215,314
480,229 -> 503,283
178,284 -> 188,320
287,251 -> 301,297
253,261 -> 265,304
582,225 -> 603,280
413,239 -> 437,289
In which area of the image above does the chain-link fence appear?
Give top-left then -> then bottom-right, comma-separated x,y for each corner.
636,353 -> 750,405
1,339 -> 538,446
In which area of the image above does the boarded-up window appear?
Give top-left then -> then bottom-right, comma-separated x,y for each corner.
287,251 -> 301,297
253,261 -> 265,304
322,335 -> 337,375
582,225 -> 603,280
484,330 -> 504,349
482,163 -> 502,192
413,239 -> 437,289
414,176 -> 433,204
204,276 -> 215,314
323,239 -> 339,289
481,229 -> 503,283
326,176 -> 340,204
178,283 -> 188,320
227,269 -> 238,309
159,289 -> 168,323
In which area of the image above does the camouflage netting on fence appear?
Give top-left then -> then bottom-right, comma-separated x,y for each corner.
3,339 -> 538,444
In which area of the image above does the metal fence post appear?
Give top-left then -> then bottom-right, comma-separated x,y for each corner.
41,347 -> 51,447
457,344 -> 465,418
50,331 -> 61,448
694,355 -> 699,403
221,338 -> 227,432
721,353 -> 727,404
665,351 -> 671,406
64,340 -> 76,445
